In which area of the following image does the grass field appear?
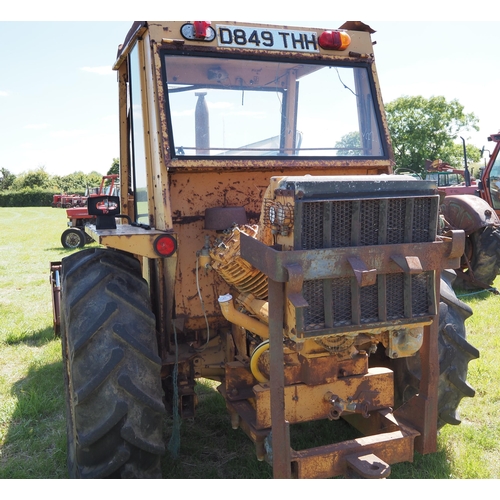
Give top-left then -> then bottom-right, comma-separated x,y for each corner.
0,206 -> 499,479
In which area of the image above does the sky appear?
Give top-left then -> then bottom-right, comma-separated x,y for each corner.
1,1 -> 500,177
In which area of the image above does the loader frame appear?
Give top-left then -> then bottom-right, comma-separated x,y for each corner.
230,230 -> 463,478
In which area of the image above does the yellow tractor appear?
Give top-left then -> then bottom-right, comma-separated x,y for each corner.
55,21 -> 479,478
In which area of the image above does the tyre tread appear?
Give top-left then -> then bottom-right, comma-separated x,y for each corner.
394,273 -> 479,430
75,347 -> 124,404
61,248 -> 165,478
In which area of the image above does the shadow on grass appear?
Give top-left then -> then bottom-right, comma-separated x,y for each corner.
44,242 -> 100,253
161,383 -> 273,479
3,325 -> 57,347
1,358 -> 67,478
160,382 -> 454,479
44,247 -> 80,252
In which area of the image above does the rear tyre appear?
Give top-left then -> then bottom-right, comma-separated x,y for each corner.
61,248 -> 165,478
394,270 -> 479,429
61,228 -> 86,249
465,226 -> 500,288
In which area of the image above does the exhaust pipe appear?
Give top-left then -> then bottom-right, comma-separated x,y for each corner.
218,294 -> 269,339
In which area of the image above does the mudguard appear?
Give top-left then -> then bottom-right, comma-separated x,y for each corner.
440,194 -> 500,236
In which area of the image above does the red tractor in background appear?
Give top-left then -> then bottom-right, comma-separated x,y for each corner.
424,159 -> 478,197
60,174 -> 119,249
52,193 -> 88,208
433,134 -> 500,291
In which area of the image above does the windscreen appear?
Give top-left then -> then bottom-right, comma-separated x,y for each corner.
163,54 -> 386,158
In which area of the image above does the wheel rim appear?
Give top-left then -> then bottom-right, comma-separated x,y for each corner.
65,232 -> 81,248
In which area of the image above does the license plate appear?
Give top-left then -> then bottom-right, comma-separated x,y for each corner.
216,25 -> 319,53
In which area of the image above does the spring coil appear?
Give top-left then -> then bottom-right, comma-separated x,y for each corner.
210,225 -> 268,299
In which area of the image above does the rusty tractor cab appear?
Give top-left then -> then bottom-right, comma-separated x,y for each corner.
57,21 -> 478,479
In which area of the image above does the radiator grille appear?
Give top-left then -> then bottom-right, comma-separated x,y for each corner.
297,194 -> 437,334
302,273 -> 432,332
300,196 -> 436,249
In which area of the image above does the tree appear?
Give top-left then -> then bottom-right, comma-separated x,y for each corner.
107,158 -> 119,176
385,95 -> 479,176
0,168 -> 16,191
11,166 -> 52,190
446,142 -> 481,169
51,171 -> 103,193
335,131 -> 362,156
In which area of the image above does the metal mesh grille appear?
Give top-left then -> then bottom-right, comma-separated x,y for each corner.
412,197 -> 433,243
331,201 -> 353,247
412,273 -> 431,316
332,277 -> 352,326
301,202 -> 324,250
299,195 -> 435,249
300,272 -> 433,332
386,273 -> 405,319
303,280 -> 325,331
360,282 -> 379,323
295,195 -> 437,334
360,200 -> 380,246
387,198 -> 406,244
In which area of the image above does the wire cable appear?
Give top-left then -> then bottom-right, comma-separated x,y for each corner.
195,253 -> 211,351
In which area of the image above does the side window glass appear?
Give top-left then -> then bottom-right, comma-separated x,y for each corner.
488,156 -> 500,210
129,46 -> 149,224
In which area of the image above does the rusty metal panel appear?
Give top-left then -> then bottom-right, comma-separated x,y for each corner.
240,234 -> 462,284
85,224 -> 173,260
290,416 -> 419,478
225,360 -> 256,401
253,367 -> 394,429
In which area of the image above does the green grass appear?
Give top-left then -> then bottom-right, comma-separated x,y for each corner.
0,206 -> 499,478
0,207 -> 86,478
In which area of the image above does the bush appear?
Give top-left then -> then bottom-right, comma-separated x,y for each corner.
0,188 -> 60,207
